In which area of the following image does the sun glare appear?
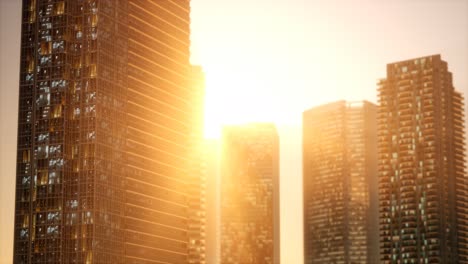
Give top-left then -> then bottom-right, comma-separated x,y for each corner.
203,66 -> 285,138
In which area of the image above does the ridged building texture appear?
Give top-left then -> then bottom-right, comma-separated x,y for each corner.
378,55 -> 467,263
220,124 -> 280,264
303,101 -> 379,264
14,0 -> 202,263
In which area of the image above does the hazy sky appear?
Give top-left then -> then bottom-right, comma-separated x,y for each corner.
191,0 -> 468,135
1,0 -> 468,263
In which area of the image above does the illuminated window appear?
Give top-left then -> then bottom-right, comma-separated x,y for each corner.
54,2 -> 64,15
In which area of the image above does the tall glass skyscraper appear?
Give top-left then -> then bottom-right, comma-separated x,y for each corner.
378,55 -> 467,263
220,123 -> 280,264
303,101 -> 379,264
14,1 -> 201,263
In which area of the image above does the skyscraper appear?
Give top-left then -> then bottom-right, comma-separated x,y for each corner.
203,139 -> 221,264
303,101 -> 379,264
14,1 -> 199,263
378,55 -> 467,263
220,123 -> 280,264
188,65 -> 207,264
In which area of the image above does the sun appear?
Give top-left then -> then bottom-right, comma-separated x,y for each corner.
202,65 -> 285,138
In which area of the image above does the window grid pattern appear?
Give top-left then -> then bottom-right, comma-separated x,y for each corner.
302,101 -> 379,264
378,55 -> 467,264
220,124 -> 280,264
14,0 -> 197,263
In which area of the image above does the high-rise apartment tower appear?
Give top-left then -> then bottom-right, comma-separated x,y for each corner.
378,55 -> 467,263
303,101 -> 379,264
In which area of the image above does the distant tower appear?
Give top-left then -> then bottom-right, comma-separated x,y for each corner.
220,123 -> 280,264
14,1 -> 198,263
188,65 -> 207,264
378,55 -> 467,263
203,139 -> 221,264
303,101 -> 379,263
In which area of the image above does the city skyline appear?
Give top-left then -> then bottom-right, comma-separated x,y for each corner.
1,1 -> 468,263
190,1 -> 468,262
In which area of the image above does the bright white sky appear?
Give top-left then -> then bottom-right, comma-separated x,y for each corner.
1,1 -> 468,263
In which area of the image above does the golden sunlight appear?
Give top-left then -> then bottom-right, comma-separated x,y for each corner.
203,66 -> 282,138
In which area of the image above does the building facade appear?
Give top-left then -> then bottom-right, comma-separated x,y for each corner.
303,101 -> 379,263
378,55 -> 467,263
188,65 -> 207,264
14,0 -> 200,263
203,139 -> 221,264
220,123 -> 280,264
